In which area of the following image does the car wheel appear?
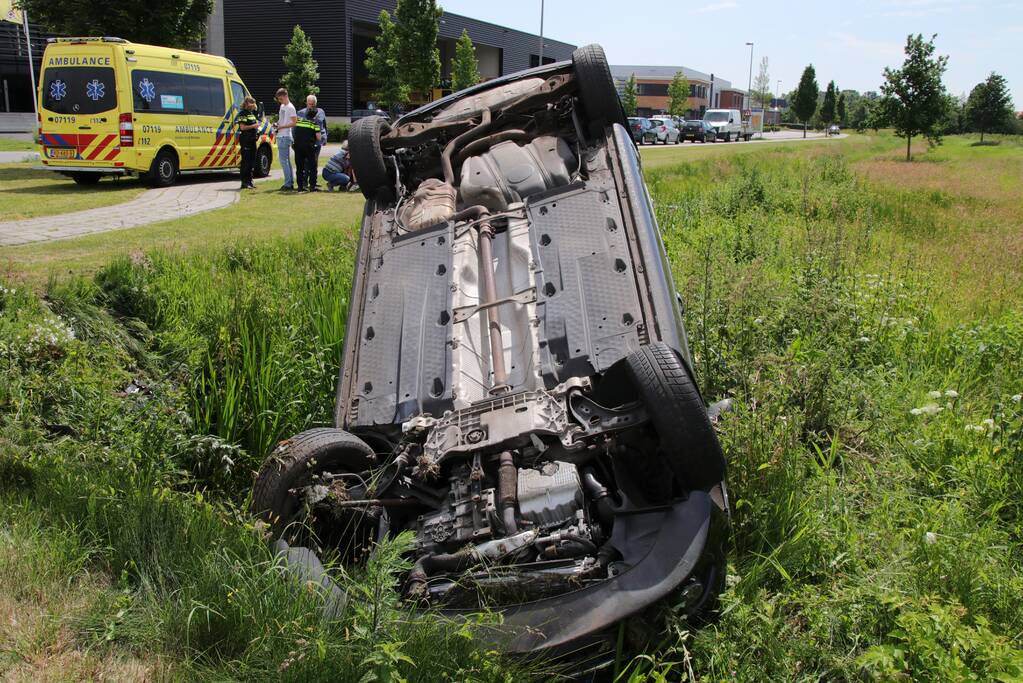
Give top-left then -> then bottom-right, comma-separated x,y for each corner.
70,172 -> 101,185
625,343 -> 727,492
252,428 -> 377,550
148,149 -> 178,187
349,115 -> 394,202
572,44 -> 627,136
253,144 -> 272,178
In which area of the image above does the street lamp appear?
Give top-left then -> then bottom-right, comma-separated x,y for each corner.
745,41 -> 753,110
539,0 -> 545,63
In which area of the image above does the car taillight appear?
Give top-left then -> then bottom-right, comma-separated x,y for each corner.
119,113 -> 134,146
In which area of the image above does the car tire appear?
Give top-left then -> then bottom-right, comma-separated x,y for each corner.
252,428 -> 376,540
148,149 -> 178,187
254,144 -> 272,178
349,115 -> 394,202
625,343 -> 727,492
70,172 -> 101,185
572,44 -> 627,136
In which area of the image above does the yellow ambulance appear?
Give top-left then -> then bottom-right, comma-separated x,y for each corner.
37,37 -> 274,186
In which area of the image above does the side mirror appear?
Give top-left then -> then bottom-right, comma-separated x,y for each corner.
729,118 -> 734,123
257,101 -> 265,119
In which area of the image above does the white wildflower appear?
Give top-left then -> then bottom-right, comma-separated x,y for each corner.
965,424 -> 985,433
856,336 -> 871,343
924,532 -> 937,545
981,418 -> 997,431
927,390 -> 942,399
1012,394 -> 1022,403
911,403 -> 942,416
944,389 -> 958,398
753,317 -> 763,325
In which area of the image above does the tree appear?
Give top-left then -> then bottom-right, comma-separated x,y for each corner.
821,80 -> 837,130
851,99 -> 871,132
874,34 -> 950,161
281,25 -> 319,101
753,56 -> 772,109
792,64 -> 819,138
451,29 -> 481,92
965,72 -> 1014,142
365,10 -> 407,112
19,0 -> 213,47
667,71 -> 690,118
622,74 -> 638,116
837,92 -> 847,127
395,0 -> 442,101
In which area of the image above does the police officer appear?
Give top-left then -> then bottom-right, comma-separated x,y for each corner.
293,108 -> 322,192
235,96 -> 260,190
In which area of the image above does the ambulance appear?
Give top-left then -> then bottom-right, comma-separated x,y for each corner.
37,37 -> 274,186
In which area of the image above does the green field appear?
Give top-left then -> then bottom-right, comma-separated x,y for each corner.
2,133 -> 1021,680
0,162 -> 148,223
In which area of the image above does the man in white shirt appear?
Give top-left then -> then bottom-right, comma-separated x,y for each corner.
274,88 -> 298,191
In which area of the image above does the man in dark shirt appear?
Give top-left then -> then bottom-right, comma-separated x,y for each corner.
293,108 -> 322,192
235,96 -> 260,190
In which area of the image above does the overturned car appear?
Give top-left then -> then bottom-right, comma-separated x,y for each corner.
253,44 -> 729,672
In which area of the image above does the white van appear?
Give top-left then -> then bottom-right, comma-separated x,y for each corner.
703,108 -> 745,142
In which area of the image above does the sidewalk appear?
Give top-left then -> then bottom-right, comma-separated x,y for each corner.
0,169 -> 281,247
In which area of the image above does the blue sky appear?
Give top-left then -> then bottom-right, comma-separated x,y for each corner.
440,0 -> 1021,108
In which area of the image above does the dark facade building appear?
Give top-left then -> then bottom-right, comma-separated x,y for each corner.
1,19 -> 52,116
217,0 -> 576,119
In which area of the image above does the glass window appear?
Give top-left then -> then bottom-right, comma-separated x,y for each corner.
183,74 -> 226,116
230,81 -> 247,106
705,111 -> 729,122
42,67 -> 116,115
132,70 -> 186,114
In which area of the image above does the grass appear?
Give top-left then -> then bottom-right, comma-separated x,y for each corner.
0,136 -> 34,152
0,162 -> 148,223
2,132 -> 1022,680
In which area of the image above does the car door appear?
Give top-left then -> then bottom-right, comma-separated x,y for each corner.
129,66 -> 185,172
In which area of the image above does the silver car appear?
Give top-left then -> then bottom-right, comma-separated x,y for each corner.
649,116 -> 681,144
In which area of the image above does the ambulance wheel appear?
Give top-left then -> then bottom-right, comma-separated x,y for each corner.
349,115 -> 394,203
254,144 -> 272,178
70,173 -> 101,185
149,149 -> 178,188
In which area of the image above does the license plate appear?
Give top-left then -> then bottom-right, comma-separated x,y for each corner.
46,147 -> 77,160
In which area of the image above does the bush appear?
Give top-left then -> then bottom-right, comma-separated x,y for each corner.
327,123 -> 350,143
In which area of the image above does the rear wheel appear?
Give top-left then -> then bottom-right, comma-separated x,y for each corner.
349,115 -> 394,202
70,172 -> 101,185
254,144 -> 272,178
148,149 -> 178,187
625,343 -> 726,492
572,44 -> 627,136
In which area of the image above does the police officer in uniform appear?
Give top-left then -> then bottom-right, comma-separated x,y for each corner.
293,108 -> 322,192
236,96 -> 260,190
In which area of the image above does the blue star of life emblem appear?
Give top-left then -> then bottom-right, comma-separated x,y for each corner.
138,78 -> 156,103
49,79 -> 66,101
86,79 -> 105,101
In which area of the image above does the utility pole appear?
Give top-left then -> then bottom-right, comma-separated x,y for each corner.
22,10 -> 38,120
744,41 -> 753,111
538,0 -> 544,64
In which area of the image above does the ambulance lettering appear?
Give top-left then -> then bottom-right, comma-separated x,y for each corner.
46,56 -> 111,66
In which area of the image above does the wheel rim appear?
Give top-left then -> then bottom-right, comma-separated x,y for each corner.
160,159 -> 173,180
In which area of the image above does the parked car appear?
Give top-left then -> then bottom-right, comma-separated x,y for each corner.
649,116 -> 681,144
682,119 -> 717,143
828,124 -> 841,136
351,108 -> 390,122
627,116 -> 657,144
253,44 -> 729,675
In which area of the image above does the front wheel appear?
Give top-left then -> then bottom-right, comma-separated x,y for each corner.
253,144 -> 272,178
572,44 -> 627,136
349,115 -> 394,202
625,343 -> 727,492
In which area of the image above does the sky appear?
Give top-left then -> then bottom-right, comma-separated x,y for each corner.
439,0 -> 1022,108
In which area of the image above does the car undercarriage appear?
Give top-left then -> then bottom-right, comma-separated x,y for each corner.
253,44 -> 729,675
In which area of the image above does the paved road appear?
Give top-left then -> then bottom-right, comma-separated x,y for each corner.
0,150 -> 38,163
0,144 -> 344,247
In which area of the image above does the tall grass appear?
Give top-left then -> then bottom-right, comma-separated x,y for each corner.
2,134 -> 1022,679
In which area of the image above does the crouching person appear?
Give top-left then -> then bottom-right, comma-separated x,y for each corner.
322,140 -> 352,192
293,109 -> 321,192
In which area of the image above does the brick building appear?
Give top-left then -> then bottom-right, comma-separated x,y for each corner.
611,64 -> 745,118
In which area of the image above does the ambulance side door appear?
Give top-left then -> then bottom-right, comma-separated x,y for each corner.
129,63 -> 186,172
183,69 -> 232,170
